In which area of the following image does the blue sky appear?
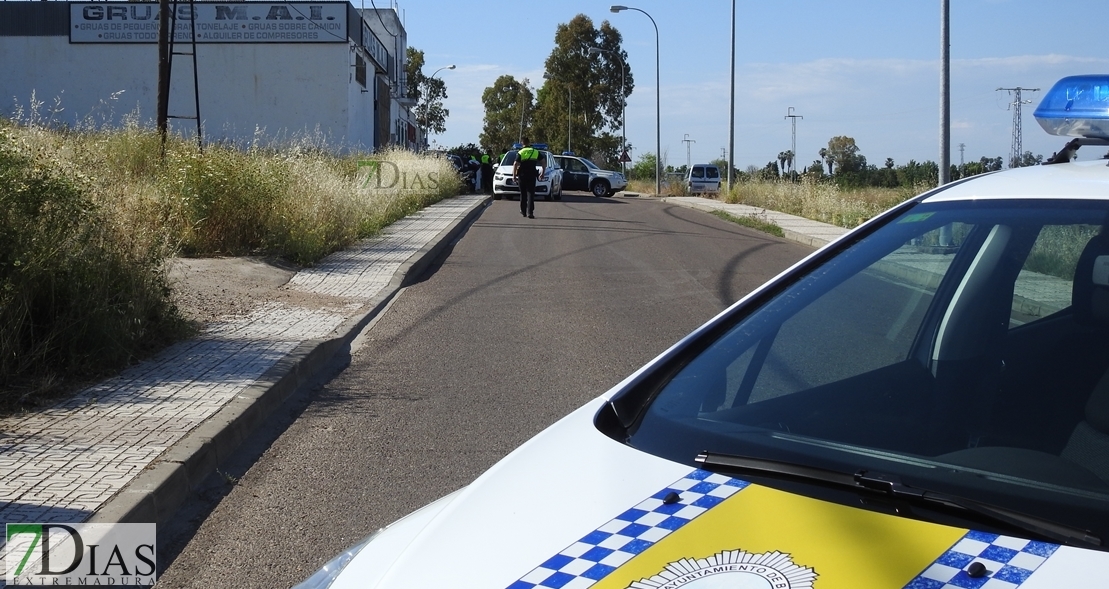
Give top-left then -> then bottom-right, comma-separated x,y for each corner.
398,0 -> 1109,170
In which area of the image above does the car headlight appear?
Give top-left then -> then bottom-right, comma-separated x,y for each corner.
291,530 -> 380,589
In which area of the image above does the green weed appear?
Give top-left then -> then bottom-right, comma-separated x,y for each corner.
709,210 -> 785,237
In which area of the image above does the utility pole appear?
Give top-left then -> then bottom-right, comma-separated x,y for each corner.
682,134 -> 696,171
727,0 -> 735,192
939,0 -> 950,185
785,107 -> 802,175
156,0 -> 171,155
720,147 -> 726,160
958,142 -> 965,167
997,87 -> 1039,168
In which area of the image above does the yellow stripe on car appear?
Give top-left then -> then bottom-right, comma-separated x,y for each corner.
593,484 -> 966,589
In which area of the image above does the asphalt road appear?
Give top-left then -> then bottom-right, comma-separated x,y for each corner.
155,193 -> 813,588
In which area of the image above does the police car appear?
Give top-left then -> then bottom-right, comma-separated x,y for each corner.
492,144 -> 564,201
553,153 -> 628,197
295,75 -> 1109,588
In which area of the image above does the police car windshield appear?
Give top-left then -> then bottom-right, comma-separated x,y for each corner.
500,151 -> 517,166
628,198 -> 1109,542
580,158 -> 600,170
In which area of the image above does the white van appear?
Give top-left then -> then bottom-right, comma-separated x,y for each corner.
687,163 -> 721,194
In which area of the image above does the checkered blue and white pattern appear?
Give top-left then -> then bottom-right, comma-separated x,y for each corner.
506,470 -> 749,589
903,530 -> 1059,589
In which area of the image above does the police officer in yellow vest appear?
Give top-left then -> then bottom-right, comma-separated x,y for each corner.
513,138 -> 544,218
479,153 -> 493,194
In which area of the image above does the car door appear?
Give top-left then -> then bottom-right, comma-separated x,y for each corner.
561,157 -> 590,191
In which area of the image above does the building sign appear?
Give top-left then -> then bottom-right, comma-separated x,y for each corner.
69,2 -> 349,44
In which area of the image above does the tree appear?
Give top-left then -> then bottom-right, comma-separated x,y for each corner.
480,75 -> 534,154
406,47 -> 449,144
825,136 -> 862,174
805,159 -> 824,177
628,152 -> 657,181
446,142 -> 481,160
1016,151 -> 1043,167
533,15 -> 633,159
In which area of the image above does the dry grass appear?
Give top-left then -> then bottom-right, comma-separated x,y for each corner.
1,114 -> 461,408
722,177 -> 923,230
629,175 -> 924,230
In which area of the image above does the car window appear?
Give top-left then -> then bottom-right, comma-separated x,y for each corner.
691,167 -> 705,179
501,151 -> 518,166
706,166 -> 720,179
569,160 -> 587,173
711,221 -> 966,407
629,199 -> 1109,541
580,158 -> 600,170
1010,224 -> 1100,327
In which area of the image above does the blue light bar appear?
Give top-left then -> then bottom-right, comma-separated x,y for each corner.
533,143 -> 549,151
1034,75 -> 1109,139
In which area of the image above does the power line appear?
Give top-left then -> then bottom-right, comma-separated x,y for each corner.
785,107 -> 802,174
682,134 -> 696,170
997,87 -> 1039,168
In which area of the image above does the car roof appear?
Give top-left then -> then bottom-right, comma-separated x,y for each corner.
923,160 -> 1109,203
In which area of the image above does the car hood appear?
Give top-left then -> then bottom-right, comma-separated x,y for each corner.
331,397 -> 1109,589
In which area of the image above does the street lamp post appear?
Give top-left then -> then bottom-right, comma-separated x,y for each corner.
611,5 -> 660,195
517,78 -> 531,144
588,46 -> 626,174
421,64 -> 455,149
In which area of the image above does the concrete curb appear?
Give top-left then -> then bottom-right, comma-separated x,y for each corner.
656,198 -> 825,248
89,195 -> 492,525
661,197 -> 840,249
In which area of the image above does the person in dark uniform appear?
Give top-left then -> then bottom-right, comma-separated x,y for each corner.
513,138 -> 544,218
480,153 -> 494,194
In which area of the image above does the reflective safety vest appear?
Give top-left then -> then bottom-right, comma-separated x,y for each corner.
481,154 -> 490,164
518,147 -> 540,161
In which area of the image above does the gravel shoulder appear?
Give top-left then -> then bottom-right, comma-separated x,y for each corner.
166,256 -> 349,325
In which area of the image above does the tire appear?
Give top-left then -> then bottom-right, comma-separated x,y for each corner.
554,182 -> 563,201
591,180 -> 610,198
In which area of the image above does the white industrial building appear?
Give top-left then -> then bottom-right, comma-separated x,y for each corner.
0,1 -> 421,151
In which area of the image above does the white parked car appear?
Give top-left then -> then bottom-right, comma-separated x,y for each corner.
554,154 -> 628,197
296,75 -> 1109,589
492,144 -> 563,201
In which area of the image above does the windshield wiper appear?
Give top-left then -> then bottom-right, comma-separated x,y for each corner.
697,451 -> 1102,548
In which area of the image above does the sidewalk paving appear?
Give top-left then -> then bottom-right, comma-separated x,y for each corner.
0,192 -> 1075,570
661,196 -> 850,248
